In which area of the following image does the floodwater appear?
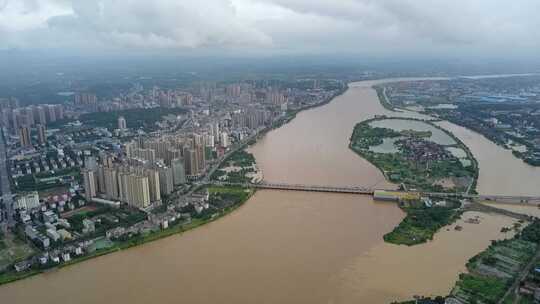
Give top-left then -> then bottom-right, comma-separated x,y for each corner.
2,78 -> 539,304
435,121 -> 540,196
370,137 -> 402,154
369,118 -> 456,145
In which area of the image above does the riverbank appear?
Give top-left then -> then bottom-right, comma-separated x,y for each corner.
376,78 -> 540,168
394,219 -> 540,304
0,186 -> 255,286
3,76 -> 539,304
435,112 -> 540,168
376,86 -> 398,112
270,83 -> 350,131
249,82 -> 349,146
348,115 -> 480,246
0,84 -> 350,287
383,202 -> 463,246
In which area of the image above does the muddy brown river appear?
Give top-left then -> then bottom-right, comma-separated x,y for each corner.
2,78 -> 539,304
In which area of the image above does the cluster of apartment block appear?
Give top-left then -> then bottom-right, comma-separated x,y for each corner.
125,133 -> 210,178
81,133 -> 217,208
82,156 -> 183,209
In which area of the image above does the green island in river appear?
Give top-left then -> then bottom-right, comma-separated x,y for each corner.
349,116 -> 480,246
364,92 -> 540,303
349,116 -> 478,194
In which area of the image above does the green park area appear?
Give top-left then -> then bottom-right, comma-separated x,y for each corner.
14,167 -> 80,192
349,117 -> 477,193
0,233 -> 35,272
211,150 -> 258,184
64,205 -> 147,236
50,107 -> 187,131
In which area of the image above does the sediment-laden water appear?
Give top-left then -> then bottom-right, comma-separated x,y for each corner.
2,78 -> 539,304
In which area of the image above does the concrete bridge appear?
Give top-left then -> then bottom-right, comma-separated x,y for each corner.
212,182 -> 540,204
211,182 -> 375,194
248,182 -> 374,195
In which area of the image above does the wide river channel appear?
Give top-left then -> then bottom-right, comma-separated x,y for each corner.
3,78 -> 540,304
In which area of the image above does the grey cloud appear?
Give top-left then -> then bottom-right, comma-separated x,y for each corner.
251,0 -> 540,54
1,0 -> 540,57
1,0 -> 272,49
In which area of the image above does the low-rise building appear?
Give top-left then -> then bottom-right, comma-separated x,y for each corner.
61,252 -> 71,262
46,228 -> 60,242
14,260 -> 32,272
106,227 -> 126,239
43,210 -> 57,223
57,229 -> 72,241
13,191 -> 40,210
82,218 -> 95,234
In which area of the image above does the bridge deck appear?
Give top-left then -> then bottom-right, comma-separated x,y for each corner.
213,182 -> 540,203
253,183 -> 374,194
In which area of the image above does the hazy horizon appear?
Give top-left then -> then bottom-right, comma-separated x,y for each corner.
2,1 -> 540,95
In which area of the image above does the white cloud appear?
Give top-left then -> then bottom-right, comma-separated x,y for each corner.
235,0 -> 540,55
0,0 -> 272,50
1,0 -> 539,56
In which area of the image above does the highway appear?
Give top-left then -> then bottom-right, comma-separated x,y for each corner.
0,128 -> 14,228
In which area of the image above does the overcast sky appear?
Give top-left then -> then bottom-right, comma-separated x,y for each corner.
1,0 -> 540,58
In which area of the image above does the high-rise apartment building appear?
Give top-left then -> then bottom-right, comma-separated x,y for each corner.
183,148 -> 199,176
82,169 -> 97,200
118,116 -> 127,130
171,158 -> 187,185
36,124 -> 47,144
96,165 -> 106,194
126,174 -> 150,208
19,126 -> 31,147
220,132 -> 229,148
74,93 -> 97,106
130,148 -> 156,163
104,167 -> 119,200
144,168 -> 161,203
157,164 -> 174,196
34,106 -> 47,125
195,144 -> 206,172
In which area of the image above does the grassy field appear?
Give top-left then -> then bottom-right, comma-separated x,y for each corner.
15,167 -> 80,192
0,235 -> 35,271
212,150 -> 258,183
